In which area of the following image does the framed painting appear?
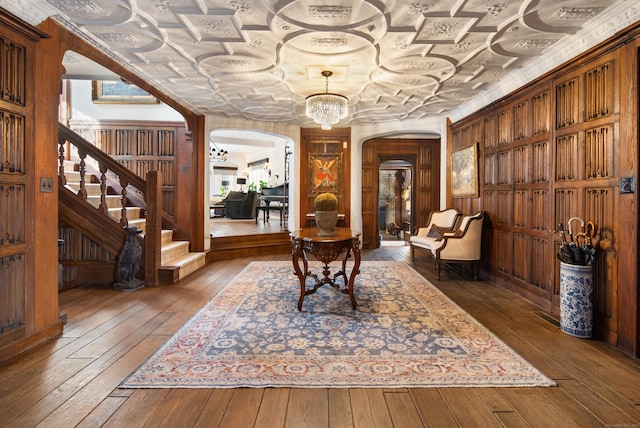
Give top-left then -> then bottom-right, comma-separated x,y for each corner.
91,80 -> 158,104
307,152 -> 343,197
451,143 -> 479,197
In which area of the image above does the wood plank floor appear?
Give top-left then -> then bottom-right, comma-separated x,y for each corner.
1,245 -> 639,427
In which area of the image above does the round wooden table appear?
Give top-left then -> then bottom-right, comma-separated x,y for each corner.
290,227 -> 361,311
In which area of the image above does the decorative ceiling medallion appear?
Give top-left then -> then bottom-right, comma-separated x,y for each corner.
51,0 -> 103,14
482,4 -> 508,17
308,5 -> 353,19
550,7 -> 604,20
407,3 -> 436,15
514,39 -> 557,49
150,0 -> 174,14
311,37 -> 347,48
97,33 -> 138,44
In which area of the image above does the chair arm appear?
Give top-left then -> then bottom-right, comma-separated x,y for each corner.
434,235 -> 482,261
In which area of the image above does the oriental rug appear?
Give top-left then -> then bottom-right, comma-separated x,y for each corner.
122,261 -> 555,388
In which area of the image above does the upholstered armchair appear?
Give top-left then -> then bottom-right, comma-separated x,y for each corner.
224,191 -> 258,219
409,208 -> 461,260
432,211 -> 485,280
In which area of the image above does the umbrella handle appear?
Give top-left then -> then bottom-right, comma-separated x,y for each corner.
567,217 -> 584,237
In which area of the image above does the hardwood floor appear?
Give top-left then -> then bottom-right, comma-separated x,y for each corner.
1,245 -> 639,427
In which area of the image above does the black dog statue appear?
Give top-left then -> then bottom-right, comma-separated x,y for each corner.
113,226 -> 144,291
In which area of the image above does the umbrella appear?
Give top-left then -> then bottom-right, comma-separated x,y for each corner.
557,219 -> 598,266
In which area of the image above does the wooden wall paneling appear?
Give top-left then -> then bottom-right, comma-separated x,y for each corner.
556,77 -> 579,128
513,232 -> 531,283
361,143 -> 375,248
513,190 -> 529,228
496,229 -> 513,275
584,61 -> 613,121
497,109 -> 512,146
531,236 -> 550,291
585,125 -> 614,179
513,145 -> 529,185
615,39 -> 639,355
532,91 -> 550,136
531,189 -> 550,231
0,11 -> 63,360
532,140 -> 549,183
586,186 -> 617,340
513,101 -> 530,141
449,28 -> 640,353
483,115 -> 498,150
555,133 -> 578,181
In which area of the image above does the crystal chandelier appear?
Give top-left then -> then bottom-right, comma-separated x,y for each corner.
209,139 -> 228,162
305,71 -> 348,130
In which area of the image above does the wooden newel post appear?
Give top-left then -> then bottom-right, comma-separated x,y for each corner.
145,171 -> 162,286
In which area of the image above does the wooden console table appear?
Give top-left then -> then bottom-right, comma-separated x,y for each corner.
290,227 -> 361,311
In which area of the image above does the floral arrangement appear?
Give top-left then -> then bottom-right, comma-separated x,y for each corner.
314,192 -> 338,211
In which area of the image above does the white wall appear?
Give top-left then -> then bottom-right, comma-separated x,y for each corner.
69,80 -> 184,122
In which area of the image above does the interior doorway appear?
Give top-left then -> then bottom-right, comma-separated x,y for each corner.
378,160 -> 412,247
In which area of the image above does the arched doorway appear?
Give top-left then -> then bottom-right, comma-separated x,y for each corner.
361,137 -> 441,249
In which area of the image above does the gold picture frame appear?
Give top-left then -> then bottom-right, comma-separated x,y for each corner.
91,80 -> 158,104
307,152 -> 343,197
451,143 -> 479,197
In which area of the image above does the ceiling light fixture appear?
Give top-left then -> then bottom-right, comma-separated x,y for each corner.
209,139 -> 228,163
305,71 -> 348,130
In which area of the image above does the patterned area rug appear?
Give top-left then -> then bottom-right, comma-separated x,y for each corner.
122,261 -> 555,388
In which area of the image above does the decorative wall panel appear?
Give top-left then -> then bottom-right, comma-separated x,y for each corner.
555,134 -> 578,181
585,125 -> 613,179
532,141 -> 549,183
0,39 -> 25,106
554,189 -> 577,228
0,112 -> 25,173
497,190 -> 512,226
513,190 -> 529,228
483,115 -> 497,149
531,237 -> 549,290
556,78 -> 578,128
0,255 -> 25,333
585,62 -> 612,121
483,153 -> 495,186
513,146 -> 528,184
497,150 -> 512,185
532,92 -> 549,136
532,190 -> 549,231
498,110 -> 511,146
514,101 -> 529,141
0,184 -> 25,245
513,233 -> 530,282
0,33 -> 27,339
496,230 -> 512,274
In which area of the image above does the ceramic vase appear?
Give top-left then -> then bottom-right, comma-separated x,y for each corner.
559,262 -> 594,338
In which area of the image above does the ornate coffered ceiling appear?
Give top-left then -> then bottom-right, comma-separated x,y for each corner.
3,0 -> 639,126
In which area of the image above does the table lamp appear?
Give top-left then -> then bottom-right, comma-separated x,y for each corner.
236,177 -> 247,191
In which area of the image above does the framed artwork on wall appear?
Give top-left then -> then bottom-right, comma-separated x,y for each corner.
91,80 -> 159,104
307,152 -> 343,197
451,143 -> 479,197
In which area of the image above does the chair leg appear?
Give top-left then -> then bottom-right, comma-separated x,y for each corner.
410,245 -> 414,261
436,260 -> 441,280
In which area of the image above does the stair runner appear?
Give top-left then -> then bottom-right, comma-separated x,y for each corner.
62,160 -> 206,282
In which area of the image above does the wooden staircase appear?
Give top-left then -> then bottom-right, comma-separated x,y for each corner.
62,160 -> 206,284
